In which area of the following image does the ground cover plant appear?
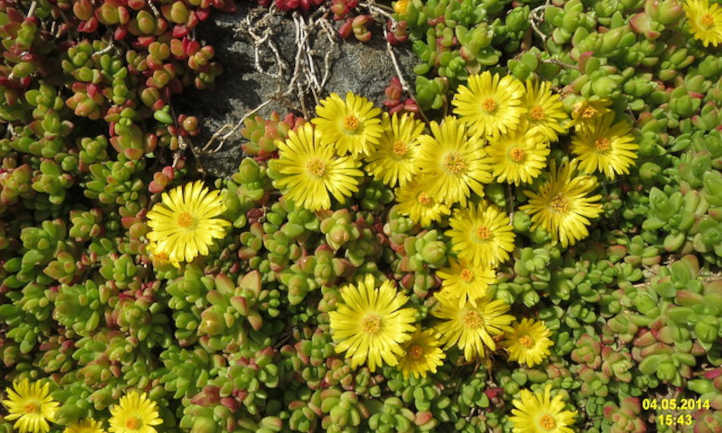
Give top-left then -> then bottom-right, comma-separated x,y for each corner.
1,0 -> 722,432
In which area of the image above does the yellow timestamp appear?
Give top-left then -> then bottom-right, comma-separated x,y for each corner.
642,398 -> 711,411
657,414 -> 693,426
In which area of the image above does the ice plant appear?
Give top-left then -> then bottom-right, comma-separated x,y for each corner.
395,178 -> 451,227
329,274 -> 416,371
312,92 -> 383,156
108,391 -> 163,433
503,319 -> 554,367
569,98 -> 612,132
571,112 -> 638,179
269,123 -> 363,211
452,71 -> 526,138
436,258 -> 495,307
433,295 -> 514,361
365,112 -> 425,187
520,160 -> 603,248
523,79 -> 569,141
486,124 -> 550,185
683,0 -> 722,47
1,378 -> 59,433
509,384 -> 577,433
63,419 -> 106,433
445,202 -> 515,268
397,328 -> 446,378
415,116 -> 492,206
145,181 -> 230,266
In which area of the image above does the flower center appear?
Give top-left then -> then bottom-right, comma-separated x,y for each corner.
550,195 -> 569,213
417,192 -> 433,206
444,152 -> 467,175
392,140 -> 408,156
125,417 -> 142,430
529,106 -> 545,120
307,158 -> 327,177
460,268 -> 474,282
408,344 -> 424,360
23,402 -> 39,414
540,414 -> 556,431
519,335 -> 534,348
476,226 -> 492,240
510,147 -> 526,163
464,310 -> 484,329
344,115 -> 360,132
482,98 -> 497,113
701,13 -> 714,27
594,137 -> 611,152
177,211 -> 195,228
361,314 -> 382,335
581,107 -> 597,119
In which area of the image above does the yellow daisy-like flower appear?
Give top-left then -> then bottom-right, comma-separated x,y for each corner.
269,123 -> 363,211
433,295 -> 514,361
329,274 -> 416,372
452,71 -> 526,139
684,0 -> 722,47
395,178 -> 451,227
393,0 -> 410,15
486,124 -> 550,185
397,328 -> 446,379
523,79 -> 569,141
509,384 -> 577,433
436,259 -> 495,307
416,116 -> 492,206
63,419 -> 106,433
520,160 -> 603,248
1,378 -> 59,433
145,181 -> 230,267
569,98 -> 612,132
312,92 -> 383,157
503,319 -> 553,367
108,391 -> 163,433
365,112 -> 425,187
445,202 -> 515,268
571,112 -> 638,179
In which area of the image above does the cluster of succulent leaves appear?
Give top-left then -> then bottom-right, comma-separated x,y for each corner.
2,0 -> 722,432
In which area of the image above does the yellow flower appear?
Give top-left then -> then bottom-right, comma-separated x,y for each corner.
503,319 -> 553,367
452,71 -> 526,139
486,124 -> 550,185
395,178 -> 451,227
570,98 -> 612,132
684,0 -> 722,47
416,116 -> 492,206
571,112 -> 638,179
63,419 -> 106,433
108,391 -> 163,433
445,202 -> 515,268
433,295 -> 514,361
329,274 -> 416,371
397,328 -> 446,378
269,123 -> 363,211
436,259 -> 495,307
509,384 -> 577,433
312,92 -> 383,156
1,378 -> 59,433
393,0 -> 410,15
365,112 -> 425,187
523,79 -> 569,141
520,160 -> 603,248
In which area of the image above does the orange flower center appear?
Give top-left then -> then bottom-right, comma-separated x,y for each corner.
529,105 -> 545,120
417,192 -> 433,206
361,314 -> 382,335
307,158 -> 327,177
540,414 -> 556,431
519,335 -> 534,348
550,195 -> 569,213
510,147 -> 526,163
702,13 -> 714,27
460,268 -> 474,282
581,107 -> 597,119
344,115 -> 360,132
477,226 -> 492,240
482,98 -> 497,113
125,417 -> 142,430
594,137 -> 611,152
464,310 -> 484,329
392,140 -> 408,156
444,152 -> 467,175
408,344 -> 424,360
23,402 -> 39,414
177,211 -> 195,228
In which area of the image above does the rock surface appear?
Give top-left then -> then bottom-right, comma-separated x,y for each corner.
176,3 -> 417,178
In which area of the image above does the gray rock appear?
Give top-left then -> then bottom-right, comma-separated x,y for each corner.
177,3 -> 417,178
